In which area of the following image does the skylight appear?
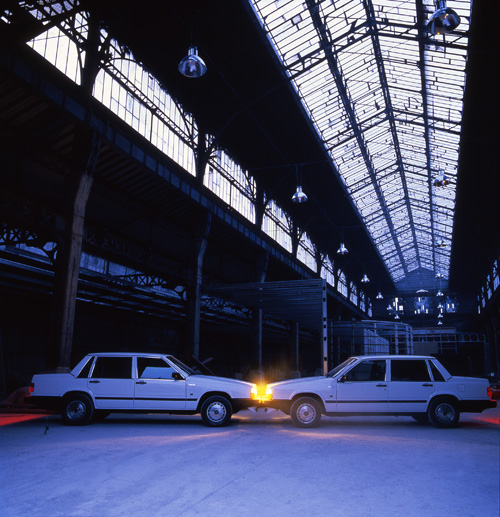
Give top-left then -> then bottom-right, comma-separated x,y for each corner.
248,0 -> 470,284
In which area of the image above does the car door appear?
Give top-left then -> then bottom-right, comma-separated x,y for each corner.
387,359 -> 435,413
335,359 -> 389,413
133,357 -> 187,410
88,356 -> 135,409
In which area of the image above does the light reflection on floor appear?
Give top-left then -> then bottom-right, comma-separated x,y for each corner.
0,413 -> 52,426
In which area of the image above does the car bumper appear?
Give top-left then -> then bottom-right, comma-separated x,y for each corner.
25,395 -> 62,411
458,399 -> 497,413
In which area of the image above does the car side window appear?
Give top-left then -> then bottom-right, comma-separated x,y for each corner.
429,361 -> 446,382
391,360 -> 430,382
137,358 -> 176,379
91,357 -> 132,379
77,357 -> 94,378
343,360 -> 386,382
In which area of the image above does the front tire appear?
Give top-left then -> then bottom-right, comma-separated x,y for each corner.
290,397 -> 322,428
61,394 -> 94,426
200,396 -> 232,427
427,398 -> 459,428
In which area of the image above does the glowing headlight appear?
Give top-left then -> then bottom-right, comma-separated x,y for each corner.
251,384 -> 272,402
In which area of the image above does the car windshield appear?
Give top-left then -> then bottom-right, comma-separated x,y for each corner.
167,356 -> 198,376
326,357 -> 357,378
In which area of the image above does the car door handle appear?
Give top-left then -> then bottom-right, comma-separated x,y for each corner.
376,384 -> 387,387
89,380 -> 100,384
422,383 -> 434,387
136,381 -> 147,384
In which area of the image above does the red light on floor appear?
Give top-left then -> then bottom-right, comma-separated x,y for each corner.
0,414 -> 49,426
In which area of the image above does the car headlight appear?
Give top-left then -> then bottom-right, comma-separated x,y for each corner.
251,384 -> 272,402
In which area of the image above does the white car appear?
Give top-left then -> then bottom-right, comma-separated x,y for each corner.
262,355 -> 496,428
27,352 -> 259,427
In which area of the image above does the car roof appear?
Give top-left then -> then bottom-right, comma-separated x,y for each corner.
86,352 -> 173,357
351,355 -> 435,360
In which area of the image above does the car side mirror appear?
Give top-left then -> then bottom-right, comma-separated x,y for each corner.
172,372 -> 183,381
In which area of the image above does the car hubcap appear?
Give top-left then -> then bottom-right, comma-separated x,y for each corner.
67,401 -> 86,420
297,403 -> 316,424
435,403 -> 455,423
207,402 -> 226,423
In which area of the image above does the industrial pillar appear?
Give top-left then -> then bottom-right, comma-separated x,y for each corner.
185,211 -> 211,359
289,320 -> 300,377
51,130 -> 100,370
249,250 -> 268,383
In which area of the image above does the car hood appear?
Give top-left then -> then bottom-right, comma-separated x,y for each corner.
187,374 -> 254,388
269,376 -> 325,388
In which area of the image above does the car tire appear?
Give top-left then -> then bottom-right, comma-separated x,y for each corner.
290,397 -> 322,428
201,396 -> 232,427
61,394 -> 94,426
427,398 -> 460,428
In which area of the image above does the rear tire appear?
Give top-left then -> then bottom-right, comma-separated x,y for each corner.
61,394 -> 94,426
427,398 -> 459,428
290,397 -> 322,428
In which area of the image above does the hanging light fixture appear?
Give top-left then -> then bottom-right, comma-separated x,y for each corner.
361,273 -> 370,284
178,46 -> 207,78
435,239 -> 447,248
433,172 -> 450,187
291,186 -> 307,203
291,165 -> 307,203
394,313 -> 400,320
376,292 -> 384,300
435,272 -> 444,279
337,228 -> 348,255
438,320 -> 443,326
427,1 -> 461,35
437,290 -> 444,297
337,242 -> 348,255
437,313 -> 443,319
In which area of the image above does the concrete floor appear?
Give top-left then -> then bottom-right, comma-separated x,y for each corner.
1,407 -> 499,517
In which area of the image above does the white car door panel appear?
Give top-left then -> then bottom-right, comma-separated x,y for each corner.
89,356 -> 134,409
388,359 -> 435,412
134,357 -> 187,410
336,381 -> 388,412
134,379 -> 187,409
335,359 -> 388,413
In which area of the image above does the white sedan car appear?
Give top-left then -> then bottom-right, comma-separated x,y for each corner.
27,352 -> 259,427
262,355 -> 496,428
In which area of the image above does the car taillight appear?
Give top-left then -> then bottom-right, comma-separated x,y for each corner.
28,383 -> 34,394
487,386 -> 493,399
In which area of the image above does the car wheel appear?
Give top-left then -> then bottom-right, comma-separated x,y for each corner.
290,397 -> 322,428
201,396 -> 232,427
427,398 -> 459,428
61,394 -> 94,426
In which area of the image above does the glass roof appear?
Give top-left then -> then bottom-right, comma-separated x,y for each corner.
248,0 -> 470,283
